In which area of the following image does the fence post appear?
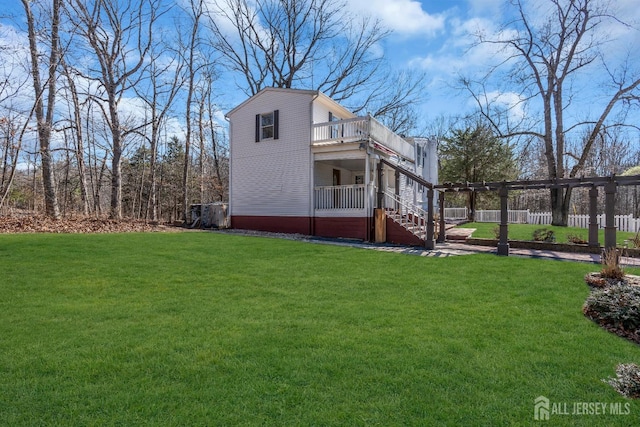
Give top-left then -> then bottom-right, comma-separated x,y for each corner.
497,186 -> 509,256
588,186 -> 599,247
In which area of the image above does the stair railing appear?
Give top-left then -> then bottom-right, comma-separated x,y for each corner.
384,189 -> 428,238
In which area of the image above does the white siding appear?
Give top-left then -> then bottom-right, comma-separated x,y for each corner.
312,96 -> 355,124
228,89 -> 313,217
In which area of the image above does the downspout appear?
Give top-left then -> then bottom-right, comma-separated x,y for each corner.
309,91 -> 321,236
364,138 -> 373,241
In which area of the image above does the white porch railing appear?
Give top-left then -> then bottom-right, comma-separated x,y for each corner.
312,115 -> 414,162
312,117 -> 368,144
314,185 -> 365,210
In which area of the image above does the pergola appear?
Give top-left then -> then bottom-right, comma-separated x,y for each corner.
436,175 -> 640,256
377,158 -> 640,255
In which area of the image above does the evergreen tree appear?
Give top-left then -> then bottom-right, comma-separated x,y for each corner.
440,123 -> 517,220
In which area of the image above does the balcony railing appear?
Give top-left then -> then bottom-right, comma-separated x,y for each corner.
314,185 -> 365,210
312,115 -> 414,162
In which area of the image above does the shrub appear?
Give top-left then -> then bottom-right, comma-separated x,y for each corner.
492,226 -> 500,239
567,233 -> 588,244
601,247 -> 624,280
532,228 -> 555,242
630,231 -> 640,249
583,285 -> 640,344
603,364 -> 640,399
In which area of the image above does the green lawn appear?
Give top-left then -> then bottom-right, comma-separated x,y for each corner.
460,222 -> 638,247
1,232 -> 639,425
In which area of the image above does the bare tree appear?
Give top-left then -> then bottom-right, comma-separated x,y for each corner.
67,0 -> 165,219
22,0 -> 61,218
204,0 -> 423,126
463,0 -> 640,225
59,58 -> 91,215
133,43 -> 185,221
204,72 -> 228,202
179,0 -> 207,222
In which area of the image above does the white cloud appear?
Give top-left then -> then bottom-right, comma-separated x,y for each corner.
475,90 -> 526,121
347,0 -> 445,37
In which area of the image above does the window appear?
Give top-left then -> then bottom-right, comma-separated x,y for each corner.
261,112 -> 274,139
255,110 -> 279,142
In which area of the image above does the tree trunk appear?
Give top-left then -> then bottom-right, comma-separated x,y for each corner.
109,97 -> 123,219
111,144 -> 122,219
22,0 -> 61,219
61,60 -> 90,216
550,187 -> 572,226
468,191 -> 476,222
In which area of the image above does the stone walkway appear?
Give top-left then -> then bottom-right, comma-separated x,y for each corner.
215,229 -> 640,266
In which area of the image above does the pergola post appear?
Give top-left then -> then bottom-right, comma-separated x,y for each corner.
497,185 -> 509,256
604,181 -> 617,251
437,190 -> 446,243
425,188 -> 436,250
588,186 -> 599,247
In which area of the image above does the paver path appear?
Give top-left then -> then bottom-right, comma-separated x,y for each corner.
215,229 -> 640,266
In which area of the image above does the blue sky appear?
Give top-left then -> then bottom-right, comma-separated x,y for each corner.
348,0 -> 640,129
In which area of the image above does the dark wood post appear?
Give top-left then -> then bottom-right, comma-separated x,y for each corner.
425,188 -> 435,250
497,185 -> 509,256
437,190 -> 446,243
588,186 -> 599,247
394,169 -> 400,213
376,160 -> 384,209
604,181 -> 617,251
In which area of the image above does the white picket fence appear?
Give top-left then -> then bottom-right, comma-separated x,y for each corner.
444,208 -> 640,232
475,210 -> 529,224
443,207 -> 468,220
528,212 -> 640,232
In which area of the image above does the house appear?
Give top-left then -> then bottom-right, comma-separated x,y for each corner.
225,87 -> 438,245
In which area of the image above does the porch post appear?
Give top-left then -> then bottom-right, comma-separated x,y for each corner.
376,160 -> 384,209
425,188 -> 436,250
497,185 -> 509,256
604,181 -> 617,251
437,190 -> 446,243
588,186 -> 599,247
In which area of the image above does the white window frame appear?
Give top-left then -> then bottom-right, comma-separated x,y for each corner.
260,112 -> 275,140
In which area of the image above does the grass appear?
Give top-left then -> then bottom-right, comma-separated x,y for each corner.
460,222 -> 638,247
1,232 -> 640,425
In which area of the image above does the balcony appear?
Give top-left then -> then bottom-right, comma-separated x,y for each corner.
311,115 -> 414,162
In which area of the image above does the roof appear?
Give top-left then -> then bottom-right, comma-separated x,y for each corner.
225,87 -> 354,119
